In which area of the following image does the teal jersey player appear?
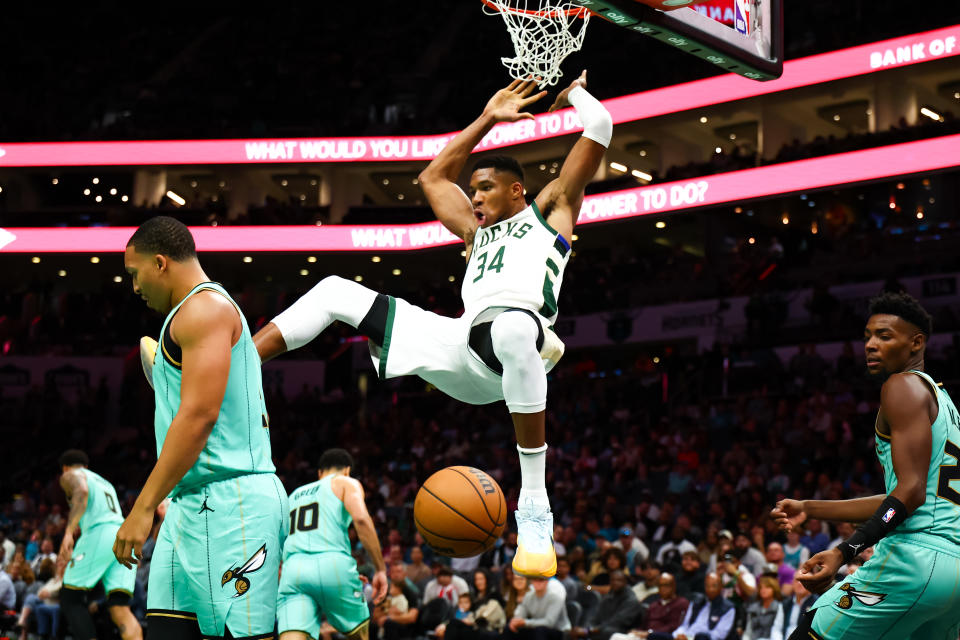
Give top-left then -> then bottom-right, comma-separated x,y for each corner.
57,450 -> 142,640
117,217 -> 288,640
278,449 -> 388,640
772,292 -> 960,640
152,280 -> 276,495
76,468 -> 124,531
283,476 -> 353,559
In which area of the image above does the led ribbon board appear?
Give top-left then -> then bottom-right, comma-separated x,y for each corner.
3,134 -> 958,253
0,26 -> 956,167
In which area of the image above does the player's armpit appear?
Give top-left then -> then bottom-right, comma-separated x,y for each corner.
883,373 -> 935,511
537,135 -> 606,240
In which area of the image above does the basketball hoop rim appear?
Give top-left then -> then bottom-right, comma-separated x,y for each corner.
480,0 -> 590,20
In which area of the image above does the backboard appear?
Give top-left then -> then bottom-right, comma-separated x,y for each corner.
571,0 -> 783,80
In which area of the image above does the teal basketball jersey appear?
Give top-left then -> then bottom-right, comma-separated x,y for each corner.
152,282 -> 275,496
77,468 -> 123,531
283,475 -> 353,560
875,370 -> 960,547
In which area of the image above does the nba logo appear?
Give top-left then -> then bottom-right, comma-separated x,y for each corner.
882,508 -> 896,523
734,0 -> 751,36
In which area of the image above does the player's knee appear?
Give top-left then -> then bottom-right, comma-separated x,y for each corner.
491,312 -> 539,362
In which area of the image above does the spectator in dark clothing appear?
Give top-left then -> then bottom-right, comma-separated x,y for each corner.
673,573 -> 735,640
643,572 -> 689,640
572,571 -> 642,640
556,556 -> 580,603
675,551 -> 706,600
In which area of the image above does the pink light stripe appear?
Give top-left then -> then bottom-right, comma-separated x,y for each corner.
3,134 -> 958,254
0,26 -> 956,168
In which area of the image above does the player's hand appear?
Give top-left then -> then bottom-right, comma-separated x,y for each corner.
549,69 -> 588,112
371,569 -> 388,605
57,532 -> 74,566
770,499 -> 808,532
797,547 -> 843,594
113,505 -> 153,569
483,78 -> 547,123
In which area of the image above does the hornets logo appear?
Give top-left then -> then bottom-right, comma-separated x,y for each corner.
836,582 -> 887,609
221,544 -> 267,598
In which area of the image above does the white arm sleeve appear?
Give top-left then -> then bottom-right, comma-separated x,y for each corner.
568,85 -> 612,148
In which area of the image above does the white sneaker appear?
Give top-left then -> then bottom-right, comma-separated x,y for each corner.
513,503 -> 557,578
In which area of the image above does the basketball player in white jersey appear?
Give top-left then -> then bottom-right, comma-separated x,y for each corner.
253,72 -> 611,579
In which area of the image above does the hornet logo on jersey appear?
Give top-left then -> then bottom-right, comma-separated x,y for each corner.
221,544 -> 267,597
836,583 -> 886,609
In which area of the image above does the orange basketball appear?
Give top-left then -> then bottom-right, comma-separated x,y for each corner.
414,466 -> 508,558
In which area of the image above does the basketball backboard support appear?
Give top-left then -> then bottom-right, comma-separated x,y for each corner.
570,0 -> 783,80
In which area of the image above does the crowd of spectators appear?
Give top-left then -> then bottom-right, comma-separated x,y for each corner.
1,2 -> 953,143
3,310 -> 959,637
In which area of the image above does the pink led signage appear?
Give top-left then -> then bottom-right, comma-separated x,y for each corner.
3,134 -> 958,253
0,25 -> 956,168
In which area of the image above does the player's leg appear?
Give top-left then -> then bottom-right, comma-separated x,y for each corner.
277,553 -> 323,640
490,310 -> 555,578
315,552 -> 371,640
257,276 -> 381,359
103,538 -> 142,640
59,587 -> 97,640
60,524 -> 119,640
145,500 -> 205,640
108,604 -> 143,640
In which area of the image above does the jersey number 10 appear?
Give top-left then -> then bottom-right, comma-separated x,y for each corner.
289,502 -> 319,535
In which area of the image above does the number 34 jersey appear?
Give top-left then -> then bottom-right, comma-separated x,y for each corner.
283,475 -> 352,561
78,468 -> 123,531
876,370 -> 960,546
461,201 -> 571,325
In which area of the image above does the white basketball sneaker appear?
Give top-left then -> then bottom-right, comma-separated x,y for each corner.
513,502 -> 557,578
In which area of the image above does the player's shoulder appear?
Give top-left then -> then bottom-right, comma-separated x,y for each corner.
331,474 -> 362,492
880,371 -> 937,417
174,289 -> 239,339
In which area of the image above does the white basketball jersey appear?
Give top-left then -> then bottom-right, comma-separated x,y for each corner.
460,202 -> 570,324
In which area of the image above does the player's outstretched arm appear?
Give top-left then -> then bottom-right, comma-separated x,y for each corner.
114,293 -> 237,568
536,70 -> 611,243
253,322 -> 287,363
337,476 -> 388,605
58,470 -> 88,565
420,79 -> 547,244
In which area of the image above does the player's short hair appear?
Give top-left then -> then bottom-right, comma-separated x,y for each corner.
59,449 -> 89,467
472,155 -> 524,185
318,448 -> 354,471
126,216 -> 197,261
868,291 -> 932,336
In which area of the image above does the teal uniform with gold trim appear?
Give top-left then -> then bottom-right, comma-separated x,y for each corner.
277,476 -> 370,638
62,469 -> 136,598
808,370 -> 960,639
146,282 -> 289,638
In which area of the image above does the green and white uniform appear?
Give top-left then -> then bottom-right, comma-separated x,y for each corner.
369,201 -> 569,404
278,476 -> 370,638
146,282 -> 289,638
62,469 -> 136,598
809,370 -> 960,639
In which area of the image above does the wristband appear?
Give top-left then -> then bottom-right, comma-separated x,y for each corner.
568,85 -> 612,148
837,495 -> 909,564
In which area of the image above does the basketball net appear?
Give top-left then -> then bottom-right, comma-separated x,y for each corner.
482,0 -> 590,88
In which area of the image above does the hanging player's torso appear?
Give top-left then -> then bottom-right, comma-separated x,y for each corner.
460,201 -> 570,325
153,282 -> 275,495
283,475 -> 353,560
77,468 -> 123,530
875,370 -> 960,547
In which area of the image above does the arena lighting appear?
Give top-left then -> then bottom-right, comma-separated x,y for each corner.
920,106 -> 944,122
1,26 -> 958,168
632,169 -> 653,181
3,134 -> 959,254
609,162 -> 628,173
165,190 -> 186,206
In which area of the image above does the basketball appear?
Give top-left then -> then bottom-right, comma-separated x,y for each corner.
414,466 -> 508,558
